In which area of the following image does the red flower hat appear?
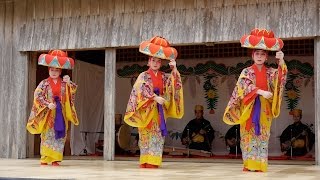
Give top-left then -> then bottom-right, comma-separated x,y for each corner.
38,50 -> 75,69
139,36 -> 178,60
240,28 -> 284,51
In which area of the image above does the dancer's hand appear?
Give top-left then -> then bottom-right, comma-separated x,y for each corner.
153,96 -> 165,105
63,75 -> 71,84
169,59 -> 177,74
276,51 -> 285,66
48,103 -> 56,109
257,89 -> 273,99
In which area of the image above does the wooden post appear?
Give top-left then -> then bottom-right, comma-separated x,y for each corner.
26,52 -> 37,158
104,48 -> 116,160
0,0 -> 28,159
315,37 -> 320,165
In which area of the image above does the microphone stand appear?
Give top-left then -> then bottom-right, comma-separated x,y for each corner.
290,128 -> 293,159
79,131 -> 88,156
204,129 -> 213,155
187,128 -> 190,157
201,122 -> 212,155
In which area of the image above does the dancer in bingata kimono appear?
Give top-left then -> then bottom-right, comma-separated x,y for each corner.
124,36 -> 184,168
27,50 -> 79,166
223,28 -> 287,172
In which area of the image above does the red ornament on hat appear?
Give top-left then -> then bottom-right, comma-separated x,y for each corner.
240,28 -> 284,51
139,36 -> 178,60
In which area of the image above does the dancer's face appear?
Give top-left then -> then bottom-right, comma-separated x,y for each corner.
148,57 -> 162,71
252,50 -> 268,65
49,67 -> 62,79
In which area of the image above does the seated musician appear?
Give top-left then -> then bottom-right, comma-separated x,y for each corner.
181,105 -> 215,152
280,109 -> 315,157
225,124 -> 241,155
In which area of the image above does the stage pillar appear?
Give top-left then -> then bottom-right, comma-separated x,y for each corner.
104,48 -> 116,160
314,37 -> 320,165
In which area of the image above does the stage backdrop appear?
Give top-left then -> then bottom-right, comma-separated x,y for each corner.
116,56 -> 315,156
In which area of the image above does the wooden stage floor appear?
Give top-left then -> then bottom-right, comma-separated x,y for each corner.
0,157 -> 318,180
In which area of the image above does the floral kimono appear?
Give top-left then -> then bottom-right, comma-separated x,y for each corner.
223,63 -> 287,172
27,77 -> 78,163
124,69 -> 184,166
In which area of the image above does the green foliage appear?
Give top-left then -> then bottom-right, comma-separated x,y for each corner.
117,60 -> 314,110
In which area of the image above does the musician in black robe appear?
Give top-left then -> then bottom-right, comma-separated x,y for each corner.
225,125 -> 242,155
280,109 -> 315,156
181,105 -> 215,152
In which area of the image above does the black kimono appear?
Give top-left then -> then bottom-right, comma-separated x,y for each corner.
181,118 -> 215,152
280,122 -> 315,156
225,125 -> 242,155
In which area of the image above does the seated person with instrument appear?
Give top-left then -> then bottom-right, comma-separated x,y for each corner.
181,105 -> 215,152
280,109 -> 315,157
225,124 -> 241,155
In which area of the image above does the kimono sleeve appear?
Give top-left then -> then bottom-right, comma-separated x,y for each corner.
163,71 -> 184,119
26,80 -> 51,134
269,63 -> 287,118
223,68 -> 258,125
124,72 -> 158,127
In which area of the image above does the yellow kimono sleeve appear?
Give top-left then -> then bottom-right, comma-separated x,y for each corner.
223,68 -> 257,125
65,82 -> 79,125
271,63 -> 287,118
26,105 -> 50,134
163,71 -> 184,119
124,72 -> 158,128
26,82 -> 51,134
